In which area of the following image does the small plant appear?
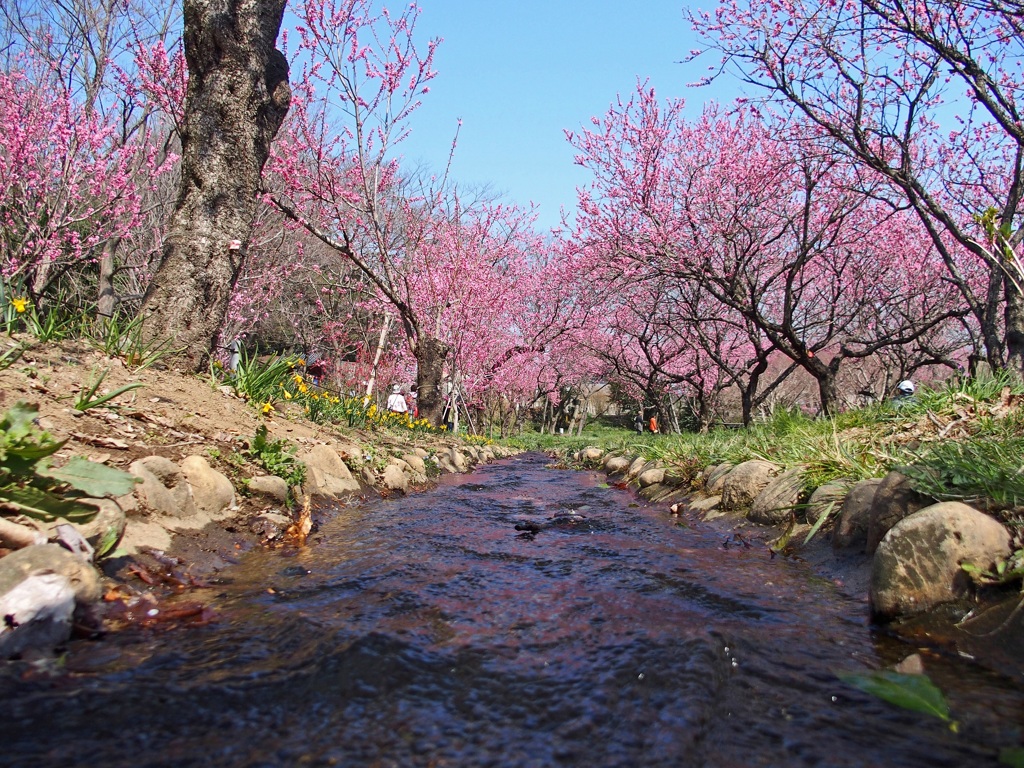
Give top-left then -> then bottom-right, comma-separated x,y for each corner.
222,347 -> 300,408
244,425 -> 307,489
90,311 -> 180,371
0,401 -> 138,522
74,368 -> 146,411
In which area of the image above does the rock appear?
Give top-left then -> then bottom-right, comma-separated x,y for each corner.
447,448 -> 469,472
704,463 -> 734,494
894,653 -> 925,675
298,444 -> 360,498
749,468 -> 806,525
637,467 -> 665,488
604,456 -> 631,475
70,498 -> 127,558
360,466 -> 377,485
0,517 -> 47,550
248,475 -> 289,503
690,495 -> 725,519
130,456 -> 198,519
579,447 -> 605,464
401,454 -> 427,476
832,479 -> 883,552
721,460 -> 780,511
382,464 -> 409,493
0,544 -> 101,604
0,572 -> 76,659
866,471 -> 933,555
626,456 -> 651,481
870,502 -> 1013,620
180,455 -> 236,516
118,520 -> 172,554
253,512 -> 292,540
414,447 -> 429,459
806,480 -> 851,525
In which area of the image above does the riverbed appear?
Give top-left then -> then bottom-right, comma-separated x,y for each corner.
1,453 -> 1021,766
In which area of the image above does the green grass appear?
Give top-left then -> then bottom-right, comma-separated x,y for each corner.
496,373 -> 1024,518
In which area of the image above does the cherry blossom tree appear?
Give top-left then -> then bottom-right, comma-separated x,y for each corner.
570,90 -> 967,415
691,0 -> 1024,374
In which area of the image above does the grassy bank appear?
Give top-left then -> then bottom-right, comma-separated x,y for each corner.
502,374 -> 1024,526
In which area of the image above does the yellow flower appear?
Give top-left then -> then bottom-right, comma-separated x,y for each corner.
298,383 -> 308,394
283,391 -> 292,400
11,297 -> 28,314
261,402 -> 274,414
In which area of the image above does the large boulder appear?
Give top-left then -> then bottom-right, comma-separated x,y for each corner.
298,444 -> 361,498
721,461 -> 780,512
870,502 -> 1013,620
832,478 -> 883,552
704,463 -> 734,495
180,455 -> 236,517
865,471 -> 933,555
749,468 -> 806,525
130,456 -> 197,518
806,480 -> 851,525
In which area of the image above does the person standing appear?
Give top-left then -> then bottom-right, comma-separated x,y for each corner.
386,384 -> 409,414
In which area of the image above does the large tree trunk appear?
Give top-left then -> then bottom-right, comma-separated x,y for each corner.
140,0 -> 290,371
415,336 -> 450,426
1005,276 -> 1024,376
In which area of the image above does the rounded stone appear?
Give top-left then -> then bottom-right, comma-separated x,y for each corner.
870,502 -> 1013,620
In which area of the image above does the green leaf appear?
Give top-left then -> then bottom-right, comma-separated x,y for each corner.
37,456 -> 139,497
0,484 -> 101,522
999,747 -> 1024,767
838,670 -> 950,721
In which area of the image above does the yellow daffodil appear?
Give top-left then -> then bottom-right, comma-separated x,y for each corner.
283,391 -> 292,400
261,402 -> 274,414
11,297 -> 29,314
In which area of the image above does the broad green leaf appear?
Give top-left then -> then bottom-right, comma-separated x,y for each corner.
0,484 -> 101,522
1000,747 -> 1024,767
37,456 -> 139,497
838,670 -> 950,721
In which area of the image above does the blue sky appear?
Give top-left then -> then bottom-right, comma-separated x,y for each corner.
397,1 -> 725,232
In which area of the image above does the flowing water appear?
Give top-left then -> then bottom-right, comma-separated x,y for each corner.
2,453 -> 1022,767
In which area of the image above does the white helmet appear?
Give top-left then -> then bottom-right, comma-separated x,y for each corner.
897,380 -> 915,394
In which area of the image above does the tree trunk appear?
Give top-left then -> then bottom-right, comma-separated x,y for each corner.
140,0 -> 290,371
1005,275 -> 1024,376
415,336 -> 450,426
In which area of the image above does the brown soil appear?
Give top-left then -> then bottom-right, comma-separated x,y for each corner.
0,334 -> 457,589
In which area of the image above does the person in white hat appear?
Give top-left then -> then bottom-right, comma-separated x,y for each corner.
893,379 -> 915,405
386,384 -> 409,414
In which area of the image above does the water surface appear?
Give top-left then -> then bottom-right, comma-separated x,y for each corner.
1,453 -> 1020,767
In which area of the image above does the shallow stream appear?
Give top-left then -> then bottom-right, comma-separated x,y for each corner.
1,453 -> 1022,767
